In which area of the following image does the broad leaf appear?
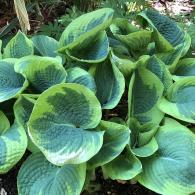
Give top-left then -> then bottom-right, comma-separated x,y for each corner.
15,56 -> 67,92
59,8 -> 114,51
0,116 -> 27,173
66,31 -> 109,63
174,58 -> 195,78
3,31 -> 34,58
138,10 -> 184,52
32,35 -> 59,57
102,147 -> 142,180
17,153 -> 86,195
94,58 -> 125,109
28,83 -> 103,165
88,120 -> 130,169
0,111 -> 10,134
139,118 -> 195,195
0,59 -> 28,102
66,67 -> 96,92
159,77 -> 195,123
129,60 -> 164,124
14,95 -> 39,153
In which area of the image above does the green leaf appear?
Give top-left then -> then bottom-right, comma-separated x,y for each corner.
94,58 -> 125,109
66,67 -> 96,92
139,118 -> 195,195
0,120 -> 27,173
187,24 -> 195,51
110,50 -> 136,80
114,30 -> 152,52
138,10 -> 184,52
0,59 -> 28,102
174,58 -> 195,77
65,31 -> 109,63
158,77 -> 195,123
0,40 -> 2,59
132,137 -> 158,157
102,147 -> 142,180
32,35 -> 59,57
0,111 -> 10,134
129,61 -> 164,124
28,83 -> 103,165
110,18 -> 139,35
17,153 -> 86,195
15,56 -> 67,92
88,120 -> 130,169
59,8 -> 114,51
14,95 -> 39,153
146,55 -> 173,93
3,31 -> 34,58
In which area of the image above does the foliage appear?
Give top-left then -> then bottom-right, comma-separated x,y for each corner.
0,7 -> 195,195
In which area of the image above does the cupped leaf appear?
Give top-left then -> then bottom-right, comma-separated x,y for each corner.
28,83 -> 103,165
132,137 -> 158,157
15,56 -> 67,92
129,61 -> 164,125
0,111 -> 10,134
110,18 -> 139,35
114,30 -> 152,52
0,59 -> 28,102
146,55 -> 173,93
32,35 -> 59,57
94,58 -> 125,109
59,8 -> 114,51
174,58 -> 195,77
0,119 -> 27,173
3,31 -> 34,58
139,118 -> 195,195
66,67 -> 96,92
138,10 -> 184,52
17,153 -> 86,195
14,95 -> 39,153
158,77 -> 195,123
88,120 -> 130,169
66,31 -> 109,63
102,147 -> 142,180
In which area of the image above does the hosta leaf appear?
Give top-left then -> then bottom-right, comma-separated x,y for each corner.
32,35 -> 59,57
174,58 -> 195,77
0,120 -> 27,173
0,59 -> 28,102
156,32 -> 191,72
66,67 -> 96,92
139,118 -> 195,195
17,153 -> 86,195
88,120 -> 130,169
146,55 -> 172,93
110,50 -> 136,79
28,83 -> 103,165
138,10 -> 184,52
102,148 -> 142,180
3,31 -> 34,58
14,95 -> 39,153
94,58 -> 125,109
59,8 -> 114,51
159,77 -> 195,123
15,56 -> 67,92
66,31 -> 109,63
0,111 -> 10,134
188,24 -> 195,51
132,137 -> 158,157
110,18 -> 139,35
129,62 -> 164,124
114,30 -> 152,52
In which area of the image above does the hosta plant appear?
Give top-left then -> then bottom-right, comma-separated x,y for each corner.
0,8 -> 195,195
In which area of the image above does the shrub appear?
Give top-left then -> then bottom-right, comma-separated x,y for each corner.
0,8 -> 195,195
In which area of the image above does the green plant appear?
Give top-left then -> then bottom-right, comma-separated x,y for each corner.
0,8 -> 195,195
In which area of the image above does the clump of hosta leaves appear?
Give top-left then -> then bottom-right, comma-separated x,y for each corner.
0,8 -> 195,195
